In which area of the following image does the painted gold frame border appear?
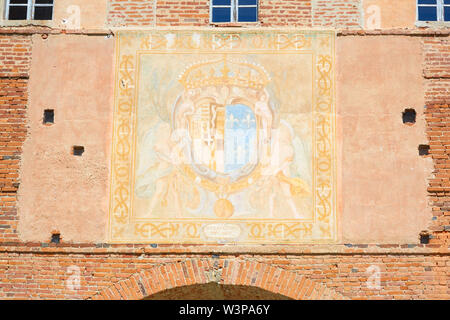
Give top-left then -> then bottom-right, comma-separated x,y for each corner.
108,29 -> 337,244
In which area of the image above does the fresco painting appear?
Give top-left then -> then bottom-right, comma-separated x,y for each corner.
109,30 -> 336,244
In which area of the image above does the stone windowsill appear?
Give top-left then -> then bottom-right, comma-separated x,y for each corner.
0,19 -> 54,28
209,22 -> 261,28
415,20 -> 450,28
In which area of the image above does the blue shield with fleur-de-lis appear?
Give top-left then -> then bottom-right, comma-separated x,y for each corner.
224,104 -> 257,174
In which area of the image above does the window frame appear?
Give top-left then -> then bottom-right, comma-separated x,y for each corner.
444,0 -> 450,20
5,0 -> 54,21
416,0 -> 450,22
210,0 -> 259,24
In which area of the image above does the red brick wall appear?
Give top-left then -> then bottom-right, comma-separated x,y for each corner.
107,0 -> 156,27
107,0 -> 210,27
425,80 -> 450,105
156,0 -> 209,26
423,38 -> 450,79
0,79 -> 27,243
0,247 -> 447,300
312,0 -> 363,29
0,35 -> 31,243
424,38 -> 450,105
425,104 -> 450,246
106,0 -> 364,28
0,36 -> 31,78
259,0 -> 312,27
423,36 -> 450,246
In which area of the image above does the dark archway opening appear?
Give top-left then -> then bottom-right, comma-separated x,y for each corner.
144,283 -> 293,300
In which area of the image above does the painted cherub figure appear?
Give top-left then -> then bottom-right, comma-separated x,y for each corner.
254,90 -> 273,143
173,89 -> 197,130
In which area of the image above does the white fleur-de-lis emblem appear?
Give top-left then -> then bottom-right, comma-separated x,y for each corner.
227,114 -> 239,127
242,113 -> 255,128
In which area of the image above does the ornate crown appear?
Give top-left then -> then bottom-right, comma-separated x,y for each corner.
178,56 -> 271,90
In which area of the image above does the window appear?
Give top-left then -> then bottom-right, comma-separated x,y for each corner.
211,0 -> 258,23
5,0 -> 54,20
417,0 -> 450,22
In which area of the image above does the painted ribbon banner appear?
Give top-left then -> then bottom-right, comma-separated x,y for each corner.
108,29 -> 337,244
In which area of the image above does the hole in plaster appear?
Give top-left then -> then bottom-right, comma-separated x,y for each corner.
419,231 -> 430,244
51,232 -> 61,244
43,109 -> 54,124
418,145 -> 430,156
72,146 -> 85,156
402,109 -> 416,124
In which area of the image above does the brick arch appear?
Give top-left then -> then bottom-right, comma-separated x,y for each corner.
90,259 -> 347,300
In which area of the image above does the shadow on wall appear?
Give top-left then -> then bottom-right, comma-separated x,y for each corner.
144,283 -> 292,300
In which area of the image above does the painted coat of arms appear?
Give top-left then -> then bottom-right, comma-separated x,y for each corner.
109,30 -> 336,244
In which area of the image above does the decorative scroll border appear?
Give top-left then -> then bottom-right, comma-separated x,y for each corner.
108,30 -> 336,244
